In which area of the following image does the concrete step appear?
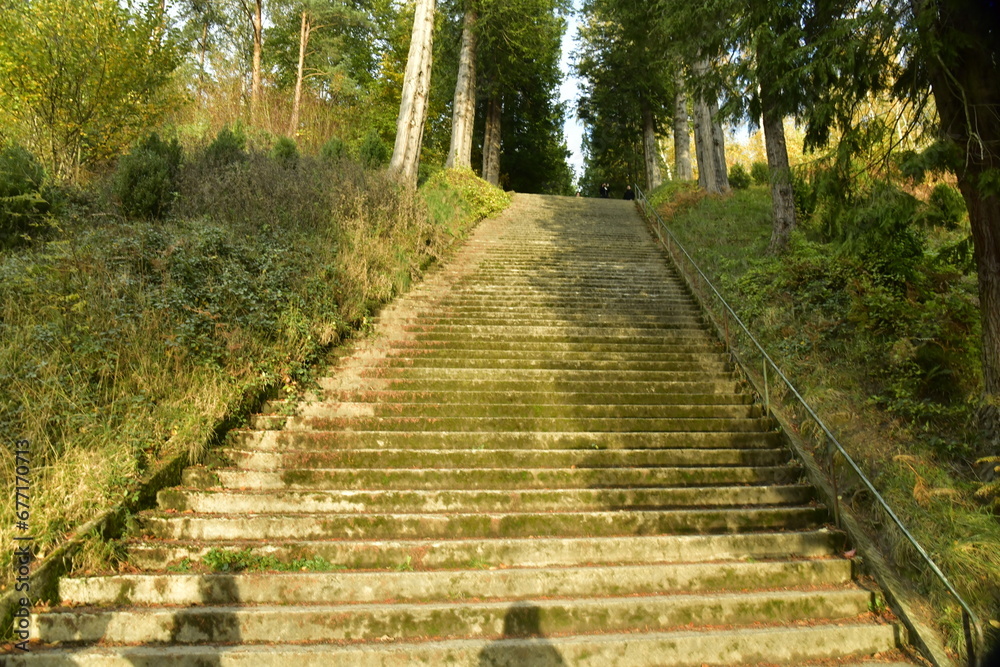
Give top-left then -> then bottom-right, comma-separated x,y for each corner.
58,559 -> 853,606
399,324 -> 709,337
0,627 -> 913,667
127,530 -> 847,571
400,316 -> 707,329
373,357 -> 728,373
293,402 -> 760,420
320,376 -> 742,394
137,506 -> 827,541
352,368 -> 739,384
156,485 -> 815,514
274,415 -> 776,434
322,390 -> 751,407
226,429 -> 786,452
184,461 -> 796,490
31,588 -> 874,645
383,339 -> 724,353
377,349 -> 727,363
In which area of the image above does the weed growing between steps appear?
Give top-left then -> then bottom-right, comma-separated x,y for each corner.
0,157 -> 508,593
648,180 -> 999,653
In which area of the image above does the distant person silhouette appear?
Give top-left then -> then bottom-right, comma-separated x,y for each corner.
478,603 -> 566,666
623,185 -> 635,200
599,183 -> 610,198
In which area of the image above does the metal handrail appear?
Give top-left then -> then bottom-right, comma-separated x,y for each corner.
634,183 -> 984,667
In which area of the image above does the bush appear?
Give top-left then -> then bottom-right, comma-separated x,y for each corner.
358,131 -> 390,169
139,133 -> 183,180
205,126 -> 248,167
921,183 -> 967,229
0,144 -> 50,247
270,137 -> 299,169
113,134 -> 183,220
751,161 -> 770,185
320,137 -> 348,163
729,163 -> 751,189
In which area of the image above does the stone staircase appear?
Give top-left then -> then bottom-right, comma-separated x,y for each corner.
10,194 -> 917,665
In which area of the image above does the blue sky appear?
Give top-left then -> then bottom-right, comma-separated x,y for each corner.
559,3 -> 587,181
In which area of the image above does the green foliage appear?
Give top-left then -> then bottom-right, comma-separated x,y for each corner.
0,144 -> 51,247
751,161 -> 769,185
320,137 -> 349,163
112,134 -> 184,220
920,183 -> 967,229
422,169 -> 511,229
0,0 -> 180,180
654,183 -> 993,653
358,130 -> 390,169
0,149 -> 511,592
728,163 -> 752,189
205,126 -> 249,167
270,136 -> 300,169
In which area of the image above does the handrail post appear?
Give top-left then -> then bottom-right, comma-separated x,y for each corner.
963,610 -> 975,667
762,357 -> 770,415
828,438 -> 841,529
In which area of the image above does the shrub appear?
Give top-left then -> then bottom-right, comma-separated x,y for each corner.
320,137 -> 348,163
113,134 -> 183,220
0,144 -> 51,247
138,133 -> 183,180
205,126 -> 248,167
792,167 -> 818,222
751,161 -> 769,186
358,131 -> 390,169
270,137 -> 299,169
921,183 -> 967,229
728,163 -> 751,189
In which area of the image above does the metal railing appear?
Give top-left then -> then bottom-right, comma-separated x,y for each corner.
634,184 -> 983,667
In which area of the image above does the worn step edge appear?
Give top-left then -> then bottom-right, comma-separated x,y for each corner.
31,588 -> 874,645
58,559 -> 853,607
155,485 -> 815,514
135,506 -> 828,541
125,530 -> 847,571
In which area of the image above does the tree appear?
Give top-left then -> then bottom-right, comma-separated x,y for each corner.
0,0 -> 180,180
475,0 -> 568,187
389,0 -> 436,187
691,58 -> 730,194
908,0 -> 1000,432
576,0 -> 676,192
237,0 -> 265,123
445,5 -> 477,169
266,0 -> 359,137
673,71 -> 693,180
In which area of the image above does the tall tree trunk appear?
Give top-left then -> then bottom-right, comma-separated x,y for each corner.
673,74 -> 693,181
446,9 -> 477,170
762,93 -> 796,253
642,102 -> 662,191
692,59 -> 729,193
288,9 -> 311,138
707,95 -> 729,192
914,0 -> 1000,438
691,59 -> 730,194
198,22 -> 208,100
693,95 -> 716,192
390,0 -> 437,187
250,0 -> 263,124
482,94 -> 502,186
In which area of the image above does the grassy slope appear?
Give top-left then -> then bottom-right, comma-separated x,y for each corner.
0,166 -> 510,591
647,181 -> 999,654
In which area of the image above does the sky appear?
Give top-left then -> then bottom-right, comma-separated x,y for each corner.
558,3 -> 587,183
